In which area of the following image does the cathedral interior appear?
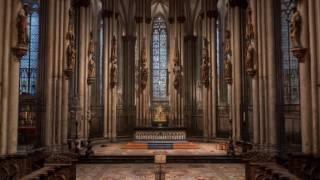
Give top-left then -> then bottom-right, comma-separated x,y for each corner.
0,0 -> 320,179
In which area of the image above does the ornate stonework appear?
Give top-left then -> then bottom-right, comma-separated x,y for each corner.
201,39 -> 210,88
224,30 -> 232,84
87,32 -> 96,85
110,36 -> 118,89
65,9 -> 76,78
290,7 -> 302,49
173,39 -> 182,91
139,38 -> 148,92
13,5 -> 29,59
245,8 -> 257,77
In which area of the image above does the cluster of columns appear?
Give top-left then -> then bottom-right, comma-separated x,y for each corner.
41,0 -> 73,147
0,0 -> 23,155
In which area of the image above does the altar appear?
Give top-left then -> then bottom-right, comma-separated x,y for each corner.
134,127 -> 186,142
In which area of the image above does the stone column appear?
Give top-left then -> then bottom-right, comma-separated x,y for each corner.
265,0 -> 278,150
230,5 -> 242,141
122,35 -> 136,136
308,0 -> 319,155
7,0 -> 25,154
0,0 -> 13,155
184,35 -> 198,135
295,0 -> 312,154
74,0 -> 90,139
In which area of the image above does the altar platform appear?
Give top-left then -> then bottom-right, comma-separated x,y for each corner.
78,142 -> 243,164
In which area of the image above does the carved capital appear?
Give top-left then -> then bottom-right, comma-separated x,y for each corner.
291,47 -> 307,62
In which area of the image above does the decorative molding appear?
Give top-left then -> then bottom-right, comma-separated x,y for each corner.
290,7 -> 302,49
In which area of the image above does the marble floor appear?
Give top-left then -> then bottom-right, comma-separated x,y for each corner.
76,163 -> 245,180
93,142 -> 228,156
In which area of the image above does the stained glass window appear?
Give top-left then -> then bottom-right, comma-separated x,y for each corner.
280,0 -> 299,105
152,17 -> 168,99
19,3 -> 40,96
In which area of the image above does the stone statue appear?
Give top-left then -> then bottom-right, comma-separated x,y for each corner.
245,41 -> 255,73
17,5 -> 29,46
67,42 -> 76,70
201,39 -> 210,88
290,7 -> 302,48
224,60 -> 232,84
67,10 -> 75,42
173,39 -> 182,90
110,36 -> 118,88
140,38 -> 148,91
88,32 -> 96,78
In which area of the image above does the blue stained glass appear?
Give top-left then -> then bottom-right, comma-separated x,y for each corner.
152,17 -> 168,99
19,4 -> 40,96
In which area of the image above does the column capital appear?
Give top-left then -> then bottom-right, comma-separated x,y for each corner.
72,0 -> 90,8
229,0 -> 248,9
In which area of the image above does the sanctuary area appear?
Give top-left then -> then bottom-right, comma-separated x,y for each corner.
0,0 -> 320,179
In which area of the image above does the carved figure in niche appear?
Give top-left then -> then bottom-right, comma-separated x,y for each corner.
224,30 -> 232,60
88,32 -> 96,78
224,60 -> 232,84
246,8 -> 254,40
290,7 -> 302,48
140,38 -> 148,91
201,39 -> 210,88
67,42 -> 76,70
17,5 -> 29,46
67,10 -> 75,42
173,39 -> 182,90
110,36 -> 118,88
245,41 -> 255,73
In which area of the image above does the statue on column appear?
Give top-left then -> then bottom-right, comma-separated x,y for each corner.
110,36 -> 118,89
201,39 -> 210,88
88,32 -> 96,81
17,5 -> 29,46
245,7 -> 257,76
65,9 -> 76,77
139,38 -> 148,92
290,7 -> 302,48
224,30 -> 232,84
173,39 -> 182,91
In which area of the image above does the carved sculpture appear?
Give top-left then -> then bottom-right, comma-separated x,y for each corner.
13,5 -> 29,58
290,7 -> 302,48
245,7 -> 257,76
87,32 -> 96,84
224,30 -> 232,84
201,39 -> 210,88
139,38 -> 148,92
65,9 -> 76,78
173,39 -> 182,90
17,5 -> 29,46
110,36 -> 118,88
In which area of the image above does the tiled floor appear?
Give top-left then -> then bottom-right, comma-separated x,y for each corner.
76,163 -> 245,180
93,142 -> 228,156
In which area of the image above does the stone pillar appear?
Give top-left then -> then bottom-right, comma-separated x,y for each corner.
0,0 -> 13,155
308,0 -> 319,155
230,5 -> 242,141
7,0 -> 25,154
295,0 -> 312,154
265,0 -> 278,150
184,35 -> 198,135
122,35 -> 136,136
